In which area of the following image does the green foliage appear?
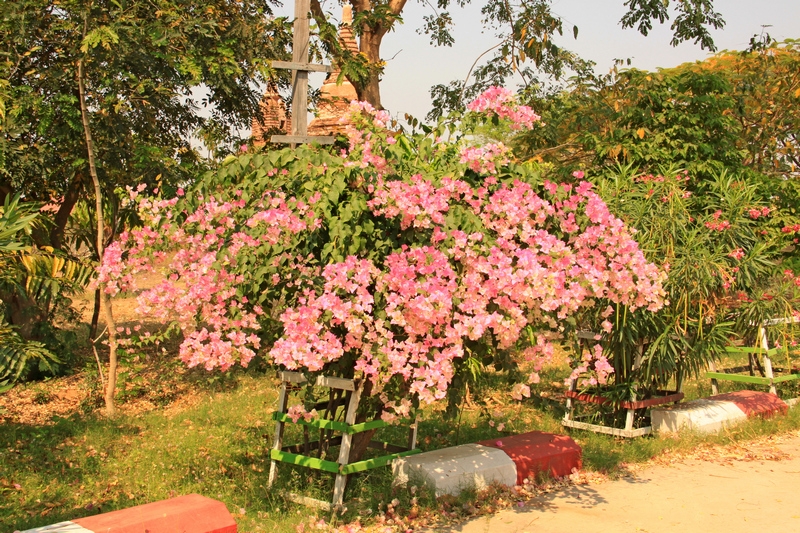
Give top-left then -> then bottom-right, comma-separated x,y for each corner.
428,0 -> 727,117
0,194 -> 39,253
516,41 -> 800,181
0,195 -> 60,384
0,193 -> 92,383
0,0 -> 291,247
0,322 -> 60,385
581,164 -> 798,394
516,65 -> 744,179
620,0 -> 723,50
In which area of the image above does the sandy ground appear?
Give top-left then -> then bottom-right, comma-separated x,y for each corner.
442,432 -> 800,533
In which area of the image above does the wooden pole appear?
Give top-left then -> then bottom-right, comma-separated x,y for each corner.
270,0 -> 334,146
290,0 -> 311,148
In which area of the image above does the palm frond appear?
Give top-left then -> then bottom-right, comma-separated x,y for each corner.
0,321 -> 60,384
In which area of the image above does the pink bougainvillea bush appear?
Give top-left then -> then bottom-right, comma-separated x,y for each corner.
99,89 -> 666,420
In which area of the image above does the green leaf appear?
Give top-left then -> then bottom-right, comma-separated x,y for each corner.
81,26 -> 120,52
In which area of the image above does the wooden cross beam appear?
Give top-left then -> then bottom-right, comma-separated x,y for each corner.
271,0 -> 335,146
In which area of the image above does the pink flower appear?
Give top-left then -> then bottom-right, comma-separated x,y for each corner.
728,248 -> 745,260
511,383 -> 531,400
467,87 -> 541,130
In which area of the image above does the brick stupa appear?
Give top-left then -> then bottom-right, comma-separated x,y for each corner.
307,5 -> 359,136
251,81 -> 290,146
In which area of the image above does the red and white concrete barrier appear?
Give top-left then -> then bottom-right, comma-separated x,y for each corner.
20,494 -> 237,533
393,431 -> 582,496
652,390 -> 789,435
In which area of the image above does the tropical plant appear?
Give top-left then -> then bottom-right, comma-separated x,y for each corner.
0,194 -> 90,385
574,164 -> 799,397
0,322 -> 57,387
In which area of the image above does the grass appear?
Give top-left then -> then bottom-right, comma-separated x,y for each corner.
2,357 -> 800,533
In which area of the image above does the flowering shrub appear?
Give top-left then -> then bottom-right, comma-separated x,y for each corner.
100,88 -> 666,419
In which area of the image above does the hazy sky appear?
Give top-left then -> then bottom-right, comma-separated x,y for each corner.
287,0 -> 800,121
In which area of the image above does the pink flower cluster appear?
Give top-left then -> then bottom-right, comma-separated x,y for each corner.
705,210 -> 731,231
271,174 -> 665,416
103,98 -> 667,417
287,405 -> 318,423
466,86 -> 541,130
782,269 -> 800,288
341,101 -> 391,173
566,344 -> 614,388
782,224 -> 800,234
99,190 -> 318,371
367,174 -> 452,229
748,206 -> 771,219
728,248 -> 745,260
459,143 -> 511,175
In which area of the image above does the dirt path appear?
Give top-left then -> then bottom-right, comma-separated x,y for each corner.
446,432 -> 800,533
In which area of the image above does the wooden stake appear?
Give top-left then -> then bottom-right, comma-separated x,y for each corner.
332,380 -> 363,510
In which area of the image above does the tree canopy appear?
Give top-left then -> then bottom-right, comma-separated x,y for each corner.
514,40 -> 800,182
310,0 -> 726,110
0,0 -> 291,248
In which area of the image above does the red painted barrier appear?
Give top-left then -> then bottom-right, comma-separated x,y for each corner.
711,390 -> 788,418
480,431 -> 582,484
22,494 -> 236,533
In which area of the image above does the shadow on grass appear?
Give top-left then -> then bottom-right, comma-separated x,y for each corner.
0,415 -> 147,530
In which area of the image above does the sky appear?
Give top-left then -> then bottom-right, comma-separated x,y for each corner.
293,0 -> 800,121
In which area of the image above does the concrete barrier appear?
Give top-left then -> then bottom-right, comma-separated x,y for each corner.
393,443 -> 517,496
20,494 -> 236,533
479,431 -> 582,484
393,432 -> 582,496
652,390 -> 789,435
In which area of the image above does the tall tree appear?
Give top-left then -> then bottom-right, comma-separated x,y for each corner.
0,0 -> 291,407
513,40 -> 800,181
307,0 -> 725,109
0,0 -> 291,249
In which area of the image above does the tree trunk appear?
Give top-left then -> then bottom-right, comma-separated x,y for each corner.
90,288 -> 101,340
357,29 -> 384,108
50,173 -> 84,250
348,427 -> 379,463
0,179 -> 12,206
343,379 -> 380,463
77,21 -> 119,417
3,292 -> 45,340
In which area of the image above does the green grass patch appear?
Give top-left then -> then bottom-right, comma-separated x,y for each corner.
3,362 -> 800,532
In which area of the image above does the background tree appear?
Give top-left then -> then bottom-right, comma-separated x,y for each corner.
305,0 -> 725,110
0,0 -> 292,406
515,40 -> 800,179
513,40 -> 800,265
0,0 -> 291,250
515,63 -> 744,179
